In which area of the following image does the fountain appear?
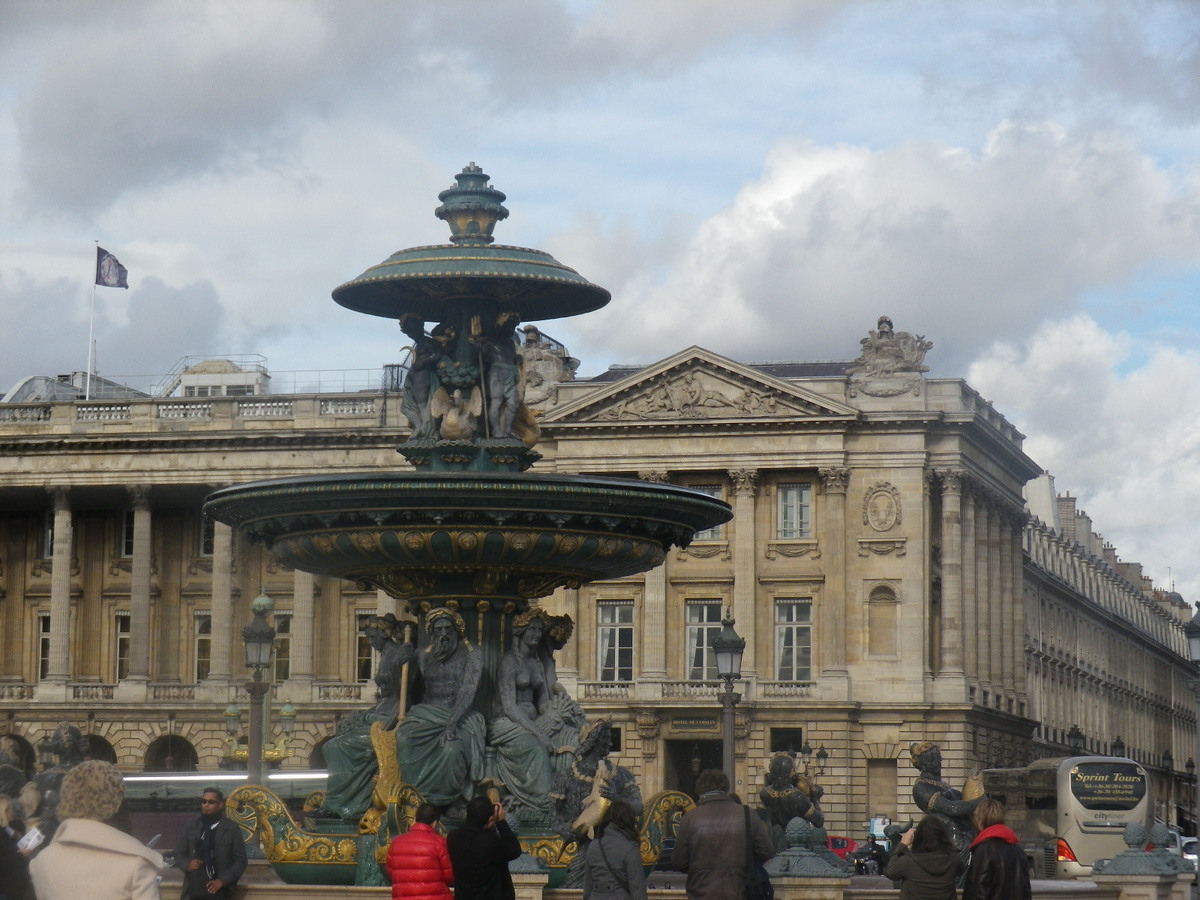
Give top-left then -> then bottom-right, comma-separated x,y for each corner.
204,164 -> 731,885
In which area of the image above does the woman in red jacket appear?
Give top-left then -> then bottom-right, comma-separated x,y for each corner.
386,803 -> 454,900
962,799 -> 1031,900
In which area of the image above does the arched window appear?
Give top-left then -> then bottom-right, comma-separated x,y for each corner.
144,735 -> 198,772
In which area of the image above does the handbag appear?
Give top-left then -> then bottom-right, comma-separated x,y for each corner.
744,807 -> 774,900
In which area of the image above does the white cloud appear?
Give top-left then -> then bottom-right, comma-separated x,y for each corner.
571,121 -> 1200,371
969,315 -> 1200,598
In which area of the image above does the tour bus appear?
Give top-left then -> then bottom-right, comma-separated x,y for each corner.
121,770 -> 327,855
982,756 -> 1151,879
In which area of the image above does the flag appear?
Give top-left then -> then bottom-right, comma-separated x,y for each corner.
96,246 -> 129,289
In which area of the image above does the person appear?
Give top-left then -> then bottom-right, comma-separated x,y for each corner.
487,611 -> 559,815
883,816 -> 964,900
961,798 -> 1031,900
583,799 -> 646,900
395,607 -> 486,811
0,794 -> 35,900
446,795 -> 522,900
671,769 -> 774,900
385,802 -> 454,900
909,741 -> 981,852
866,834 -> 889,874
177,786 -> 248,900
29,760 -> 163,900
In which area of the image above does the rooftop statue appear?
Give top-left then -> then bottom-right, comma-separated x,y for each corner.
849,315 -> 933,377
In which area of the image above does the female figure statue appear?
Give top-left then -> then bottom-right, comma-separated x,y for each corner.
486,612 -> 562,816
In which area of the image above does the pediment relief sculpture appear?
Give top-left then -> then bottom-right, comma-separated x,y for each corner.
588,370 -> 828,423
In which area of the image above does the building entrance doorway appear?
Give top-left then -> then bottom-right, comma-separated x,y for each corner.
664,739 -> 721,799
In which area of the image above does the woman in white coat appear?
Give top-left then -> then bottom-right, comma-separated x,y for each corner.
30,760 -> 164,900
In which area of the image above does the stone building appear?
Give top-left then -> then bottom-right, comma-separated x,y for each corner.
0,320 -> 1193,836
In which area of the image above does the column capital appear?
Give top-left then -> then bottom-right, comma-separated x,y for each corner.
818,467 -> 850,494
126,484 -> 152,509
728,468 -> 759,497
931,468 -> 968,494
638,470 -> 670,484
45,485 -> 71,510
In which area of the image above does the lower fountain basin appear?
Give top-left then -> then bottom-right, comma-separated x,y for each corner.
205,472 -> 731,602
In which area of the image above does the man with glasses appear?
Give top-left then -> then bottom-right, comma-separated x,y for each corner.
178,788 -> 247,899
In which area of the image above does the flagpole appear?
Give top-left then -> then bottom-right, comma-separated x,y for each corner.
87,242 -> 98,401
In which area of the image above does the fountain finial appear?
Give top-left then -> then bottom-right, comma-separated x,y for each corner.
435,162 -> 509,245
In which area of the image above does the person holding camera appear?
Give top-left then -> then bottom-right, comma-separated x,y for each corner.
446,796 -> 522,900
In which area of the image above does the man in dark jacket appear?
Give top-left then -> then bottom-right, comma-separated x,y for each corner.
961,799 -> 1031,900
178,787 -> 247,899
671,769 -> 774,900
446,796 -> 522,900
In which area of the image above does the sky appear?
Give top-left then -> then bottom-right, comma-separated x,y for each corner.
1,1 -> 1199,597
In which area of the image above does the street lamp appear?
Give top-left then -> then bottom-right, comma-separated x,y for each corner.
712,611 -> 745,782
1067,724 -> 1085,755
1182,603 -> 1200,845
242,590 -> 276,785
1112,736 -> 1126,759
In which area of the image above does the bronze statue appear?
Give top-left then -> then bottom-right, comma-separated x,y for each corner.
908,741 -> 982,853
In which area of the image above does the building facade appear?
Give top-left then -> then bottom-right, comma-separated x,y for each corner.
0,321 -> 1193,837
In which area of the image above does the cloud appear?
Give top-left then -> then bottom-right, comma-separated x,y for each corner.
568,121 -> 1200,371
969,314 -> 1200,598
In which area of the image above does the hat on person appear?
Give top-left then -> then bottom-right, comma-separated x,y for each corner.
57,760 -> 125,821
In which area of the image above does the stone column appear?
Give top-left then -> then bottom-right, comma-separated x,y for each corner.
126,485 -> 153,682
639,471 -> 670,681
44,486 -> 73,685
207,521 -> 234,683
818,468 -> 850,685
937,470 -> 965,679
729,468 -> 758,670
961,488 -> 978,684
987,502 -> 1003,691
974,499 -> 992,696
291,568 -> 316,686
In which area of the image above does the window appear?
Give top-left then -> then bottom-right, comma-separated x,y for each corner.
685,599 -> 724,680
691,485 -> 725,540
120,510 -> 135,557
777,483 -> 812,539
199,516 -> 214,557
114,613 -> 130,680
356,611 -> 378,682
274,614 -> 292,682
597,602 -> 634,682
38,612 -> 51,680
41,512 -> 54,559
775,598 -> 812,681
195,613 -> 211,681
224,384 -> 254,396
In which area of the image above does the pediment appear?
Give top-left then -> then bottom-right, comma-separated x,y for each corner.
542,346 -> 858,425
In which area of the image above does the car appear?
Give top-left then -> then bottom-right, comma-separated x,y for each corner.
1182,836 -> 1197,871
828,835 -> 859,860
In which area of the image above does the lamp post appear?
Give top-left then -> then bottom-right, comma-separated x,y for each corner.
712,611 -> 745,783
1112,736 -> 1126,759
1067,724 -> 1085,756
242,591 -> 276,785
1182,604 -> 1200,843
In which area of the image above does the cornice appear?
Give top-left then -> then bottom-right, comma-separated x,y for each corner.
0,429 -> 404,456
